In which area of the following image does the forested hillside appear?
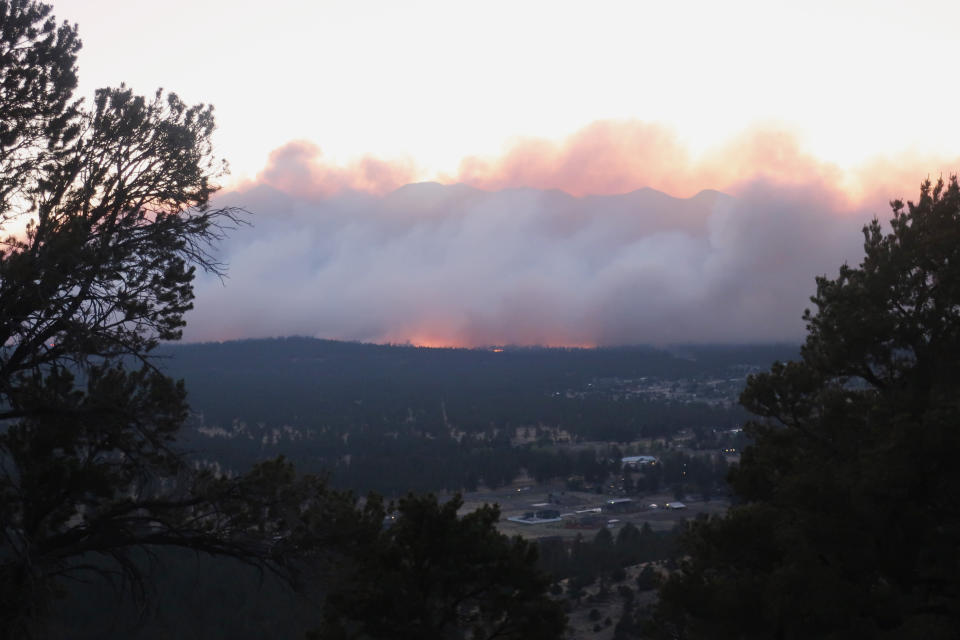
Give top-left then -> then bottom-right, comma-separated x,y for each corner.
159,338 -> 796,494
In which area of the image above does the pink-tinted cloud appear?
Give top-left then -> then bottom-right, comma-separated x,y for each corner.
255,140 -> 419,198
246,122 -> 959,212
454,121 -> 692,198
452,121 -> 959,214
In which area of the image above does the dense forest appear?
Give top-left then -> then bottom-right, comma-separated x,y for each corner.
160,338 -> 795,494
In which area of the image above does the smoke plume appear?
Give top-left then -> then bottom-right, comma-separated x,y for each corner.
184,121 -> 959,346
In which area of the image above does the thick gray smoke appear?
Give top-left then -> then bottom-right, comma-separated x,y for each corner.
183,179 -> 869,346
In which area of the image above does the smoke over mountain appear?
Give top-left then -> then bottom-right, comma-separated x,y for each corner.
186,179 -> 870,346
184,120 -> 959,346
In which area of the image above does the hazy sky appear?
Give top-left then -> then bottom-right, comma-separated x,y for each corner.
56,0 -> 960,184
51,0 -> 960,345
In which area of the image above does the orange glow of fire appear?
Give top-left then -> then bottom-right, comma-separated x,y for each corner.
377,330 -> 600,350
402,335 -> 459,349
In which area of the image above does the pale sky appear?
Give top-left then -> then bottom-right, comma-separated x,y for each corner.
54,0 -> 960,187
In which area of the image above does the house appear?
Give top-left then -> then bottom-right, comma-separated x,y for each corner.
603,498 -> 635,513
506,509 -> 563,525
621,455 -> 659,469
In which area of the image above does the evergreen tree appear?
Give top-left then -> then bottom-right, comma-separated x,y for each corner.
650,177 -> 960,639
316,493 -> 567,639
0,3 -> 294,635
